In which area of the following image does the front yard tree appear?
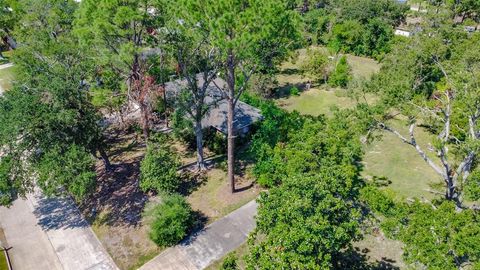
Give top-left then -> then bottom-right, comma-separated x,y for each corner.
74,0 -> 162,138
175,0 -> 300,192
165,9 -> 219,170
0,0 -> 106,205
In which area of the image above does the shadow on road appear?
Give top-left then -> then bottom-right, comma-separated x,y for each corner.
33,196 -> 88,230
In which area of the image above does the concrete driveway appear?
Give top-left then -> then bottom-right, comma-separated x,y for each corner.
0,189 -> 118,270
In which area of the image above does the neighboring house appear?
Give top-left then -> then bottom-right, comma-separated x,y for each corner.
165,75 -> 263,135
395,28 -> 413,37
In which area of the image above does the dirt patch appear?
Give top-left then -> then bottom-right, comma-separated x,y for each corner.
353,229 -> 405,269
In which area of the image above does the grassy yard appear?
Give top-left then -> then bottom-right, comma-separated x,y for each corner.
363,118 -> 442,200
276,46 -> 378,117
0,66 -> 14,92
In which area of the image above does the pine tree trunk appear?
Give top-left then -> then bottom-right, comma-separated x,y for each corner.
195,120 -> 206,170
227,52 -> 236,193
227,97 -> 235,193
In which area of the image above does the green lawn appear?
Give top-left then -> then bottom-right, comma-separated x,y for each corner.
276,46 -> 378,116
0,66 -> 14,92
277,87 -> 358,116
363,118 -> 442,200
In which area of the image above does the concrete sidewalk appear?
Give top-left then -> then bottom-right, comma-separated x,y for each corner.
0,189 -> 118,270
139,200 -> 258,270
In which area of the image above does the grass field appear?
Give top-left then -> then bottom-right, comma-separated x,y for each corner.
276,47 -> 378,116
0,66 -> 14,92
363,118 -> 442,200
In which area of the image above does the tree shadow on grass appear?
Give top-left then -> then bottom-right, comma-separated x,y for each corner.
178,171 -> 208,196
273,82 -> 308,99
334,248 -> 400,270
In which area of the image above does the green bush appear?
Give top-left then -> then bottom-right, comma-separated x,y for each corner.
140,135 -> 181,194
289,86 -> 300,96
220,252 -> 238,270
328,56 -> 351,88
149,194 -> 194,247
360,185 -> 396,216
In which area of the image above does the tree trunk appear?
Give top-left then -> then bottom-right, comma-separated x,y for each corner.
227,97 -> 235,193
194,120 -> 206,170
226,52 -> 236,193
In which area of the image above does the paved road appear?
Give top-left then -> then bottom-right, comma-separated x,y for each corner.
140,200 -> 257,270
0,189 -> 119,270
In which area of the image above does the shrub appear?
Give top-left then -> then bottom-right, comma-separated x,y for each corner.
360,185 -> 396,216
149,194 -> 194,247
289,86 -> 300,96
140,135 -> 181,194
328,56 -> 351,88
220,252 -> 238,270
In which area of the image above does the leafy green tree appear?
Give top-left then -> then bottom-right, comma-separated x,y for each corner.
36,145 -> 96,202
330,0 -> 408,26
363,187 -> 480,270
400,201 -> 480,269
173,0 -> 300,192
148,194 -> 194,247
301,49 -> 330,83
140,135 -> 181,194
246,107 -> 364,268
0,0 -> 108,206
328,20 -> 363,54
165,6 -> 219,170
74,0 -> 164,137
221,253 -> 239,270
328,56 -> 351,88
362,18 -> 394,59
247,173 -> 362,269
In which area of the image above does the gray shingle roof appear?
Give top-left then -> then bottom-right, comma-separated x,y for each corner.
165,75 -> 263,134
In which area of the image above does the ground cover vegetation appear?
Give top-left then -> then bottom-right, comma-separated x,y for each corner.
1,0 -> 480,269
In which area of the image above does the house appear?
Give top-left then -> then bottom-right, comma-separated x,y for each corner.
164,75 -> 263,135
395,28 -> 413,37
